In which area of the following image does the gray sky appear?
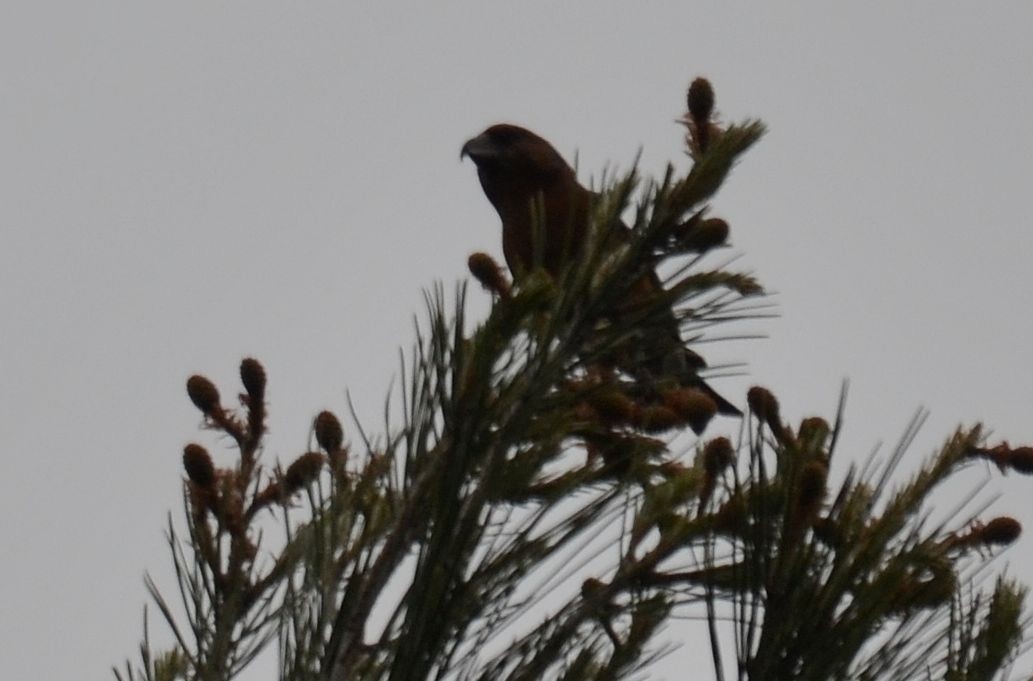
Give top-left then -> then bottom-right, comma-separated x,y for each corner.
2,3 -> 1032,679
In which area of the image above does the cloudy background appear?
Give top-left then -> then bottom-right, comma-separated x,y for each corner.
2,3 -> 1031,679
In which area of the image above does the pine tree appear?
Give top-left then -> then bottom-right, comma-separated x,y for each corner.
116,78 -> 1032,681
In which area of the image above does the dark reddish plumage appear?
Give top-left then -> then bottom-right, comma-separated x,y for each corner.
462,124 -> 740,422
461,124 -> 590,278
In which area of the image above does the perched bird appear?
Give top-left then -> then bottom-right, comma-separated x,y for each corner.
461,124 -> 591,279
461,124 -> 741,421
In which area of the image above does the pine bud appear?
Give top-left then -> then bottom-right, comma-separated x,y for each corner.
747,386 -> 784,437
687,77 -> 715,124
703,437 -> 735,477
239,358 -> 266,401
1008,447 -> 1033,474
635,404 -> 682,434
978,517 -> 1022,546
183,443 -> 215,488
284,452 -> 326,493
662,388 -> 717,435
746,385 -> 778,419
314,411 -> 344,453
468,252 -> 511,298
580,577 -> 607,603
798,417 -> 830,444
795,462 -> 828,519
679,218 -> 729,252
186,375 -> 221,415
587,389 -> 636,426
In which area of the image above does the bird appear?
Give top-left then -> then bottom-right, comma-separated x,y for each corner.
461,123 -> 741,422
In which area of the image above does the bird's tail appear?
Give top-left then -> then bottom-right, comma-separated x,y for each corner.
666,345 -> 742,417
690,375 -> 743,417
628,317 -> 743,419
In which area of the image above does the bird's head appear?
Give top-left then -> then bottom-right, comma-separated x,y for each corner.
461,124 -> 573,205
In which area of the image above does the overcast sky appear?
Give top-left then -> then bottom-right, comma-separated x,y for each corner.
2,3 -> 1032,679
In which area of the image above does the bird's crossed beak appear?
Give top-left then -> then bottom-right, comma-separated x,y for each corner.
460,132 -> 498,161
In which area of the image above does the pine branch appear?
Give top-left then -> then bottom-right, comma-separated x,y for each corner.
118,77 -> 1033,681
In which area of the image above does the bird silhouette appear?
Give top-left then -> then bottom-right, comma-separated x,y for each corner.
462,123 -> 741,424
